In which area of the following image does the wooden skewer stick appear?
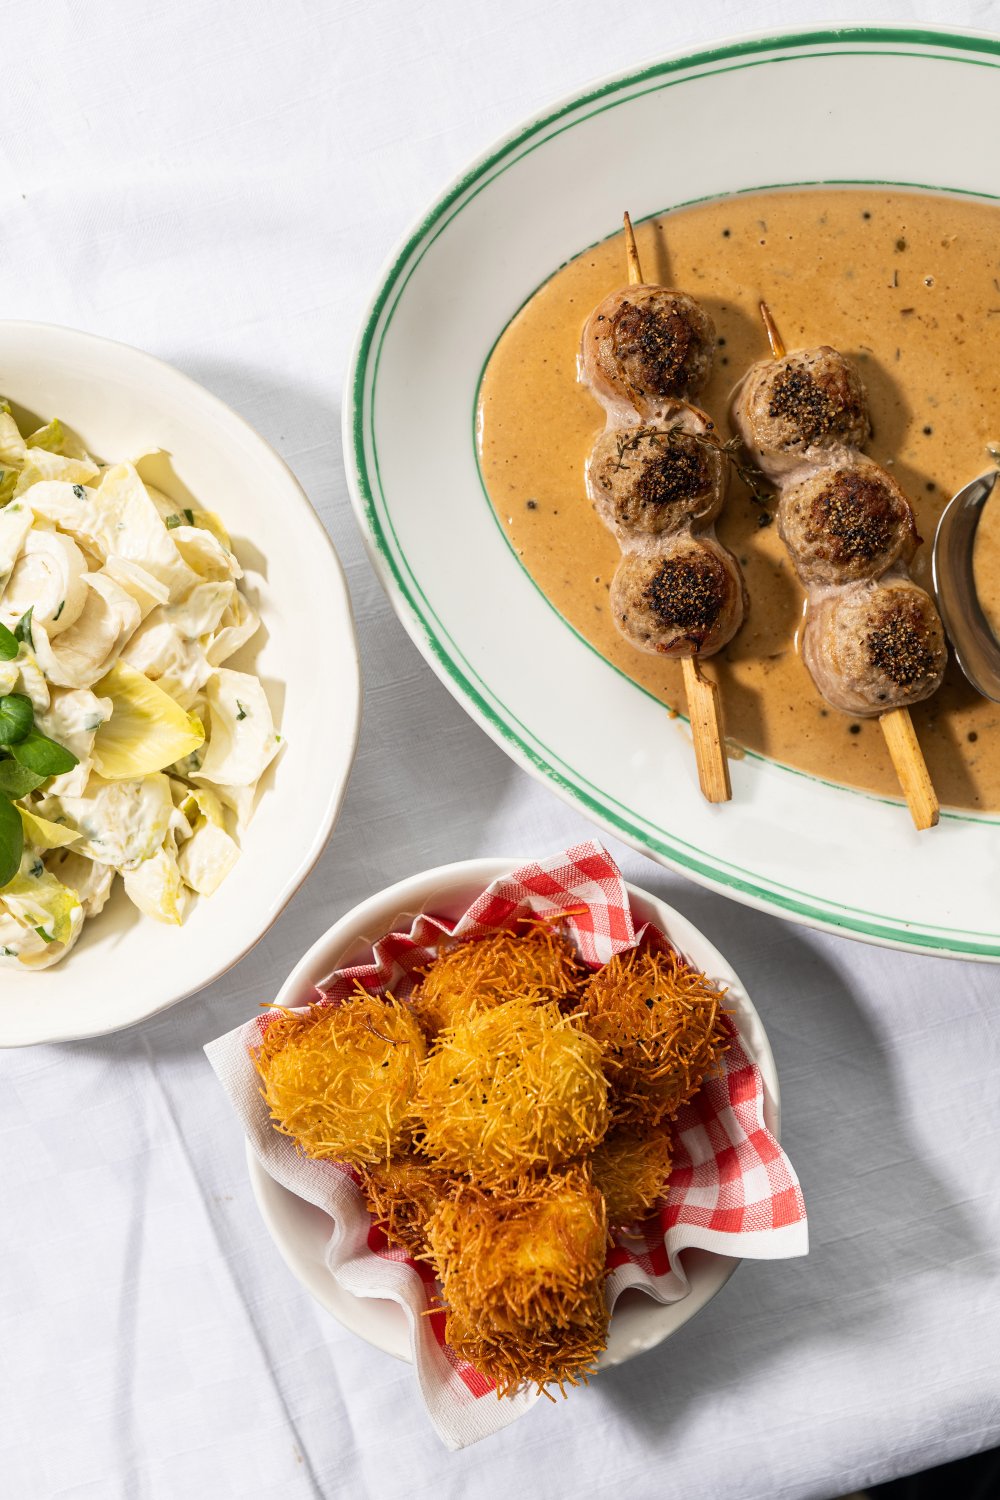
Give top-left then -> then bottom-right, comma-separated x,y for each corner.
622,209 -> 645,284
758,300 -> 939,830
759,300 -> 786,360
625,212 -> 732,804
879,707 -> 939,831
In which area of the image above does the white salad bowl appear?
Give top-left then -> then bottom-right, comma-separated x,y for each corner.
246,857 -> 780,1371
0,321 -> 360,1046
345,25 -> 1000,962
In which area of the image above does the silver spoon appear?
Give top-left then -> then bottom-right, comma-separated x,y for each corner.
932,468 -> 1000,702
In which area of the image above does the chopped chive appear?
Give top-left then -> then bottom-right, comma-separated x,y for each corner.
14,608 -> 33,649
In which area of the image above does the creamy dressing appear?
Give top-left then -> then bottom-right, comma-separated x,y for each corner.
477,188 -> 1000,811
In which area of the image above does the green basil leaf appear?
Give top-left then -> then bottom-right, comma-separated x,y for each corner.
0,795 -> 23,888
13,608 -> 33,649
0,693 -> 33,746
0,759 -> 45,798
10,730 -> 78,777
0,621 -> 17,661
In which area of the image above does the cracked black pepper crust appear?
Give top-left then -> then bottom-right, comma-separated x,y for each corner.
609,535 -> 746,658
778,456 -> 919,586
582,285 -> 716,414
588,416 -> 726,539
734,346 -> 870,462
802,580 -> 947,716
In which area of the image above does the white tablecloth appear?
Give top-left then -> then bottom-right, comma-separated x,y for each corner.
3,3 -> 1000,1496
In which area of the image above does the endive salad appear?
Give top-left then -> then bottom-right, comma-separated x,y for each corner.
0,405 -> 280,969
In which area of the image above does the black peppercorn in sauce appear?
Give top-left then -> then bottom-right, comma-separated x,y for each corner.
477,187 -> 1000,810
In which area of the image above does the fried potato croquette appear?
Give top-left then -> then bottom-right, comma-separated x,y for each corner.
253,990 -> 426,1166
444,1295 -> 608,1401
581,948 -> 729,1127
357,1153 -> 453,1259
426,1169 -> 609,1396
589,1127 -> 673,1226
409,926 -> 584,1040
413,997 -> 609,1184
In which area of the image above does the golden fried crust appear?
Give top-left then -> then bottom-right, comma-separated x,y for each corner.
580,948 -> 730,1127
413,997 -> 608,1184
589,1127 -> 673,1226
427,1170 -> 610,1396
357,1154 -> 454,1259
445,1294 -> 608,1401
252,991 -> 426,1166
409,927 -> 585,1041
427,1169 -> 608,1326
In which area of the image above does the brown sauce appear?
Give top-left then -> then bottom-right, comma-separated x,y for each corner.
477,188 -> 1000,812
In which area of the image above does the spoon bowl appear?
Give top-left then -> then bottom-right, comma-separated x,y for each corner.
932,470 -> 1000,702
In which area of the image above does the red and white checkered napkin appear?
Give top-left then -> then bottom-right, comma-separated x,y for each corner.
205,842 -> 807,1450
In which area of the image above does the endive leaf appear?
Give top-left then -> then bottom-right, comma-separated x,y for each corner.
91,663 -> 204,780
17,806 -> 80,850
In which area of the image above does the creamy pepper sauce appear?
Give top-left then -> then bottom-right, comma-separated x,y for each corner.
477,188 -> 1000,811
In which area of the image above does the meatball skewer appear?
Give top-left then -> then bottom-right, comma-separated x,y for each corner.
579,213 -> 746,803
736,303 -> 943,830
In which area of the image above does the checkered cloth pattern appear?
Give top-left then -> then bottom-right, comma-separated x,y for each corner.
205,842 -> 807,1449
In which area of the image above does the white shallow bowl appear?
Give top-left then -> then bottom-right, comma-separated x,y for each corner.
247,857 -> 779,1370
0,322 -> 360,1046
345,25 -> 1000,961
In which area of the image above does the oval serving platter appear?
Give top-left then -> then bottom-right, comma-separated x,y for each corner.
345,26 -> 1000,961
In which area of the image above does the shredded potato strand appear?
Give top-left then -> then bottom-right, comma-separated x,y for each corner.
410,927 -> 585,1039
581,948 -> 730,1126
413,996 -> 609,1184
252,990 -> 425,1166
588,1127 -> 673,1226
426,1169 -> 609,1397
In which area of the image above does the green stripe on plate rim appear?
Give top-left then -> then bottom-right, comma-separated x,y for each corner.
349,26 -> 1000,957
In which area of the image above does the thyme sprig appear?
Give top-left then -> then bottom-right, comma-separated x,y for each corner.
611,422 -> 773,507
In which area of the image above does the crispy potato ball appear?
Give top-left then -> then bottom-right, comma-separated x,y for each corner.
445,1295 -> 608,1400
357,1153 -> 452,1259
253,991 -> 426,1167
589,1127 -> 673,1226
427,1169 -> 609,1395
413,997 -> 609,1183
409,926 -> 584,1041
580,948 -> 729,1127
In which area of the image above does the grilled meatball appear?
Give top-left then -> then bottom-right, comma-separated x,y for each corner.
733,346 -> 870,477
610,535 -> 746,658
778,456 -> 919,587
588,408 -> 726,541
582,285 -> 716,414
802,579 -> 947,716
